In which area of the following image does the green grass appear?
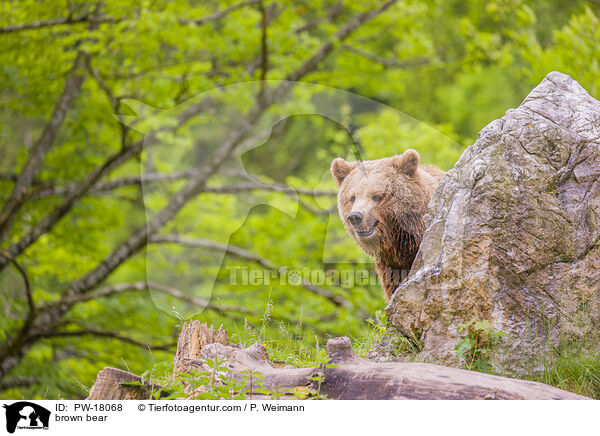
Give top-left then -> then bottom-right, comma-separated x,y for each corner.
531,349 -> 600,399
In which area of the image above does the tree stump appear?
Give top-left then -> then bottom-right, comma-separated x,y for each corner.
172,320 -> 229,378
87,367 -> 162,400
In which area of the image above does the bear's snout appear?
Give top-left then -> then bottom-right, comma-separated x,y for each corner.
347,211 -> 363,227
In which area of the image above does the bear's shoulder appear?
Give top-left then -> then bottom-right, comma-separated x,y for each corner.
420,164 -> 446,181
416,164 -> 446,193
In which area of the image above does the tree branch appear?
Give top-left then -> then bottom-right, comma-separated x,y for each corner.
29,170 -> 198,199
22,175 -> 338,202
57,280 -> 256,317
0,173 -> 18,182
0,251 -> 35,322
71,282 -> 331,336
206,181 -> 337,197
33,328 -> 177,352
258,0 -> 269,101
294,1 -> 344,34
0,51 -> 88,242
0,98 -> 214,273
0,3 -> 106,243
270,0 -> 398,103
179,0 -> 263,26
0,377 -> 37,391
0,141 -> 144,272
0,251 -> 36,381
85,57 -> 119,111
0,0 -> 258,34
295,197 -> 335,216
151,234 -> 278,267
341,44 -> 431,68
0,13 -> 94,33
224,173 -> 337,214
86,57 -> 135,155
149,235 -> 356,310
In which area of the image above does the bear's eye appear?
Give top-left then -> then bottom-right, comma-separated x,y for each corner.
350,195 -> 356,203
372,194 -> 382,202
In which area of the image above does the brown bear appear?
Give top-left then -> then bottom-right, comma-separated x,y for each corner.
331,150 -> 445,300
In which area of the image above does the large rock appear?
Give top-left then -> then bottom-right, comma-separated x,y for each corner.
386,72 -> 600,374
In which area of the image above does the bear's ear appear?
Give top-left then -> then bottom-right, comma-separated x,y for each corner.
331,158 -> 357,187
392,149 -> 420,176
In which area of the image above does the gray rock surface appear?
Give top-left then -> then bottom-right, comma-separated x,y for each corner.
385,72 -> 600,374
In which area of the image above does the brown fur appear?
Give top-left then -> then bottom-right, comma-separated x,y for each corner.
331,150 -> 445,300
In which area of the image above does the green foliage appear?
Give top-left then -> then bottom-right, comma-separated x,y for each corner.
125,358 -> 265,400
454,320 -> 509,373
353,310 -> 388,357
355,110 -> 464,170
132,353 -> 337,400
166,358 -> 259,400
353,310 -> 421,360
522,6 -> 600,98
305,348 -> 337,400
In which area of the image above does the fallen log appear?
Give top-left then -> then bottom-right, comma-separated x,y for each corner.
87,321 -> 591,400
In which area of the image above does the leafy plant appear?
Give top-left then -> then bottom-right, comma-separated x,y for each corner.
130,343 -> 340,400
454,320 -> 509,373
305,348 -> 338,400
158,358 -> 254,400
354,310 -> 421,359
366,310 -> 389,338
353,310 -> 389,357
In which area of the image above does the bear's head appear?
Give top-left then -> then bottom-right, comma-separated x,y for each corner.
331,150 -> 430,260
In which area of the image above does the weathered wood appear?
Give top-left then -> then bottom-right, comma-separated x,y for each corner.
172,320 -> 228,378
199,342 -> 317,392
88,323 -> 592,400
87,367 -> 161,400
320,338 -> 589,400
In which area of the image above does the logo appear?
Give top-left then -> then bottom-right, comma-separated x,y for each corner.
2,402 -> 50,434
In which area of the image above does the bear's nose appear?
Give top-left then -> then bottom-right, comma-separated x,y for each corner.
348,211 -> 363,227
